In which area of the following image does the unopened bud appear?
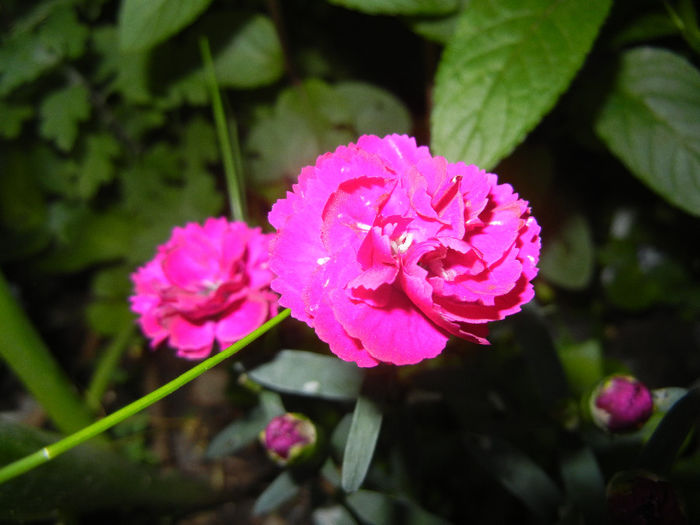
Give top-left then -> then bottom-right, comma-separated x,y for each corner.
260,413 -> 317,466
607,470 -> 687,524
590,375 -> 653,432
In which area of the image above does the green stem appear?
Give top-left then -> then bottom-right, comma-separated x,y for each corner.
0,308 -> 291,484
0,270 -> 95,435
85,322 -> 135,413
199,36 -> 246,222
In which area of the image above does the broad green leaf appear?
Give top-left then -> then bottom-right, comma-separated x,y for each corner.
39,84 -> 91,151
246,79 -> 411,183
432,0 -> 611,169
326,0 -> 458,15
0,103 -> 33,139
76,133 -> 121,199
342,395 -> 383,492
248,350 -> 363,401
206,391 -> 285,458
463,433 -> 562,523
539,213 -> 594,290
0,420 -> 215,520
118,0 -> 214,52
210,14 -> 284,88
595,47 -> 700,216
252,471 -> 301,516
346,490 -> 451,525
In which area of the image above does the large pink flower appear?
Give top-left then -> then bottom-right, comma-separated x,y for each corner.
269,135 -> 540,367
130,218 -> 278,360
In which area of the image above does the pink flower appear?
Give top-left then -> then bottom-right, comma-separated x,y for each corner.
261,413 -> 318,466
590,375 -> 654,432
269,134 -> 541,367
130,218 -> 278,360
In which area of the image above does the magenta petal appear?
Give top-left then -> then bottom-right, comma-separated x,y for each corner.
331,283 -> 448,365
162,245 -> 219,291
216,298 -> 270,347
168,316 -> 216,358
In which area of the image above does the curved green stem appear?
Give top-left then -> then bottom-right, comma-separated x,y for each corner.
0,308 -> 291,484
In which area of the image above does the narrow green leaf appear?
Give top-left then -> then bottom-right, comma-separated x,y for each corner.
464,432 -> 563,523
313,504 -> 358,525
432,0 -> 611,169
248,350 -> 364,401
118,0 -> 214,52
595,47 -> 700,216
346,490 -> 451,525
640,387 -> 700,474
327,0 -> 457,15
206,391 -> 284,458
0,271 -> 95,435
341,396 -> 383,493
39,84 -> 91,152
252,471 -> 301,516
559,443 -> 606,525
539,213 -> 594,290
0,420 -> 215,520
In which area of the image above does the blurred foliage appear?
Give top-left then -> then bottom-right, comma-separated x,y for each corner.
0,0 -> 699,522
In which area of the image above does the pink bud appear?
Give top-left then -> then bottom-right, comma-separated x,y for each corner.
590,375 -> 653,432
261,413 -> 317,466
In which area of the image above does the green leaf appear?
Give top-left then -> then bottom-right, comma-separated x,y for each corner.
246,79 -> 411,183
326,0 -> 458,15
39,84 -> 91,152
341,395 -> 383,493
595,47 -> 700,216
210,13 -> 284,89
345,490 -> 451,525
557,339 -> 603,398
463,432 -> 563,523
0,5 -> 89,96
206,391 -> 285,458
431,0 -> 611,169
0,420 -> 216,520
0,102 -> 33,139
76,133 -> 121,199
252,471 -> 301,516
118,0 -> 215,52
539,213 -> 594,290
312,505 -> 358,525
640,387 -> 700,474
248,350 -> 364,401
559,443 -> 606,525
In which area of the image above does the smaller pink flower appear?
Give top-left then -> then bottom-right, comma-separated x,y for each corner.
261,413 -> 318,466
130,218 -> 278,360
590,375 -> 654,432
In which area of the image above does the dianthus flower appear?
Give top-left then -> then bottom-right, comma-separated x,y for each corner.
269,135 -> 540,367
130,218 -> 278,359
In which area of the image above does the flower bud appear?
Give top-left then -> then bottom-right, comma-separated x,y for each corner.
607,470 -> 687,525
260,413 -> 317,466
590,374 -> 653,432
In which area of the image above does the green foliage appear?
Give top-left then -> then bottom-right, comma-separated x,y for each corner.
246,79 -> 411,183
432,0 -> 611,168
539,213 -> 594,290
326,0 -> 458,15
595,47 -> 700,216
118,0 -> 214,52
39,84 -> 91,151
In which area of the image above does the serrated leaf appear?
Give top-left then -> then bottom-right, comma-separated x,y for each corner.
206,391 -> 284,458
118,0 -> 214,52
346,490 -> 451,525
39,84 -> 91,151
252,471 -> 301,516
248,350 -> 364,401
464,432 -> 562,523
246,79 -> 411,183
595,47 -> 700,216
431,0 -> 611,169
341,395 -> 383,493
327,0 -> 458,15
0,5 -> 88,95
77,133 -> 121,199
539,213 -> 594,290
